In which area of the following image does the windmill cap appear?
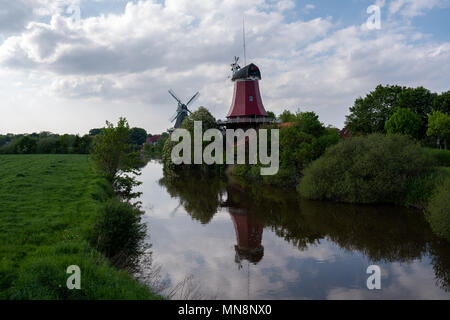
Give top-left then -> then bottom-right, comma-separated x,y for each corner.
232,63 -> 261,81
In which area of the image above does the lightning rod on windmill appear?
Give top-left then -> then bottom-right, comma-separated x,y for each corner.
243,15 -> 247,66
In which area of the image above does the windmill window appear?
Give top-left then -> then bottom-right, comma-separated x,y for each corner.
249,96 -> 253,102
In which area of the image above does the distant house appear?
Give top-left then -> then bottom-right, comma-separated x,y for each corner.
146,135 -> 161,145
278,122 -> 295,128
339,128 -> 352,139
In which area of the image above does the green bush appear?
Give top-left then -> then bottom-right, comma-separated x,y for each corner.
298,134 -> 433,204
162,107 -> 224,175
426,177 -> 450,241
423,148 -> 450,167
232,113 -> 340,188
90,199 -> 146,269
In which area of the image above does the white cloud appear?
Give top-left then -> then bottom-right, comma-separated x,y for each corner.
388,0 -> 447,18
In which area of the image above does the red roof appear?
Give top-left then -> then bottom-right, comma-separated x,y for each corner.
339,128 -> 352,138
227,80 -> 268,118
146,135 -> 161,144
278,122 -> 295,128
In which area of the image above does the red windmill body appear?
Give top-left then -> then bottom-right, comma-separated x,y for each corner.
221,59 -> 272,129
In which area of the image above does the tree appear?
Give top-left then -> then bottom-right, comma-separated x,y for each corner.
345,85 -> 404,134
91,118 -> 142,201
433,90 -> 450,114
396,87 -> 434,138
89,128 -> 103,136
295,111 -> 326,138
345,85 -> 436,139
0,136 -> 6,148
55,134 -> 71,153
162,107 -> 220,174
427,111 -> 450,149
15,136 -> 37,154
130,127 -> 147,146
396,87 -> 434,118
266,111 -> 276,120
72,135 -> 93,154
279,110 -> 297,123
385,108 -> 423,139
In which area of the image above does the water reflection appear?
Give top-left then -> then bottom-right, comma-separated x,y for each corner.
141,161 -> 450,299
222,184 -> 265,265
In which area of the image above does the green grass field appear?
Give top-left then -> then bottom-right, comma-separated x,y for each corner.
0,154 -> 157,299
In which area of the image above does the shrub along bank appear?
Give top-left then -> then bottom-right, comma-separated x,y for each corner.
297,134 -> 450,241
297,134 -> 434,205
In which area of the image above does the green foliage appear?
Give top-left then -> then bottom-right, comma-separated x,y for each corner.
345,85 -> 437,139
36,136 -> 59,154
397,87 -> 434,120
181,106 -> 217,131
427,111 -> 450,149
130,127 -> 148,147
427,177 -> 450,241
0,135 -> 7,147
298,134 -> 434,204
278,110 -> 297,123
0,155 -> 156,299
89,128 -> 102,136
423,148 -> 450,167
0,133 -> 92,155
345,84 -> 404,134
90,118 -> 142,200
162,107 -> 223,174
233,112 -> 339,188
433,90 -> 450,114
90,199 -> 146,269
385,108 -> 423,139
402,170 -> 443,208
266,111 -> 276,120
15,136 -> 37,154
143,134 -> 168,159
72,135 -> 93,154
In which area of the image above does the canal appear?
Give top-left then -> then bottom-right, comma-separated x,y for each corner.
136,161 -> 450,299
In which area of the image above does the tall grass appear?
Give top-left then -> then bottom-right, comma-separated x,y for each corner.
423,148 -> 450,167
0,154 -> 158,299
426,177 -> 450,242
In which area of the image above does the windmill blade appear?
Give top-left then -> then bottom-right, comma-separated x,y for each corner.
186,92 -> 200,107
169,112 -> 179,122
168,89 -> 183,104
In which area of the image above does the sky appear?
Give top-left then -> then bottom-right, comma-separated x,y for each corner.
0,0 -> 449,135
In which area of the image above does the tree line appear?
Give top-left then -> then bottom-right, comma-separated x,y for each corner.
345,85 -> 450,149
0,127 -> 162,155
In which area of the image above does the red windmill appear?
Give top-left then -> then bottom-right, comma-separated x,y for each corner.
221,57 -> 272,129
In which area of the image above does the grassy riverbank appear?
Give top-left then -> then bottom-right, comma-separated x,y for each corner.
0,154 -> 158,299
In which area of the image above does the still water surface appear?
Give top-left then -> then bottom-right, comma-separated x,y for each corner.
137,161 -> 450,299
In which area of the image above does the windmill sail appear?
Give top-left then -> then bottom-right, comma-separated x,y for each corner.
167,89 -> 200,129
186,92 -> 200,107
168,89 -> 183,105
